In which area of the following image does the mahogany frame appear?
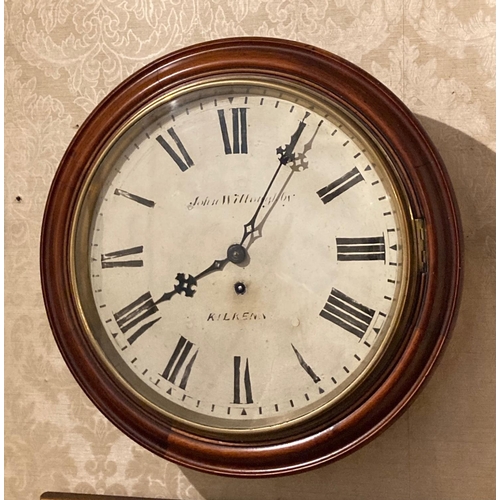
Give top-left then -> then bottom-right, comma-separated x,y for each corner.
40,38 -> 462,477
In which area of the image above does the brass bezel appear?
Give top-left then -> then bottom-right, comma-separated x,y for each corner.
70,75 -> 419,440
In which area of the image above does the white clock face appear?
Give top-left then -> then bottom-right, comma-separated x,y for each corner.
76,78 -> 411,434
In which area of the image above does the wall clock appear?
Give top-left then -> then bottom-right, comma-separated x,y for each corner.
41,38 -> 461,477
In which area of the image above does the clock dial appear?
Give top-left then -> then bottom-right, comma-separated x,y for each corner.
75,79 -> 411,434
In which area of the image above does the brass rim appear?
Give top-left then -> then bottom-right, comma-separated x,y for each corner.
70,75 -> 419,439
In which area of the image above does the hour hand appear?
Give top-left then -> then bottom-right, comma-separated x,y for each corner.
155,244 -> 246,305
195,258 -> 229,282
194,244 -> 246,281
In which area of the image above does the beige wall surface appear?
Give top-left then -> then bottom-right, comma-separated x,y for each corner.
5,1 -> 495,499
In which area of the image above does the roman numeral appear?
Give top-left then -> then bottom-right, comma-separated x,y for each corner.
161,336 -> 198,390
101,246 -> 144,268
320,287 -> 375,339
218,108 -> 248,154
317,167 -> 364,204
113,188 -> 155,208
113,292 -> 160,344
336,236 -> 386,261
291,344 -> 320,383
156,128 -> 194,172
233,356 -> 253,404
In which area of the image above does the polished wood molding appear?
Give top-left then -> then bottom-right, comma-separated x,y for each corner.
40,37 -> 462,477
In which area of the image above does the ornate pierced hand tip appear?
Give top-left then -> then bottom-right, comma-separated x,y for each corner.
288,152 -> 308,172
174,273 -> 197,297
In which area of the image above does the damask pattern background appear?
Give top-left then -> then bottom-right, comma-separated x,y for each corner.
5,1 -> 495,499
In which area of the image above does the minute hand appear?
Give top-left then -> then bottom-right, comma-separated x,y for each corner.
240,115 -> 308,246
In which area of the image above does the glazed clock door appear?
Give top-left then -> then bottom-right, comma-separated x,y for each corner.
82,79 -> 410,433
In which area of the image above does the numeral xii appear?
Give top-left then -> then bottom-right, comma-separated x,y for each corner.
218,108 -> 248,154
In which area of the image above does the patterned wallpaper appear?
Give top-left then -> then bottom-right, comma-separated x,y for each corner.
5,1 -> 495,499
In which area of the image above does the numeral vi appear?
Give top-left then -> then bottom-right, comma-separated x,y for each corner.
233,356 -> 253,404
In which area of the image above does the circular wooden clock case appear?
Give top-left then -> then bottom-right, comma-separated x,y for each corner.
41,38 -> 461,477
